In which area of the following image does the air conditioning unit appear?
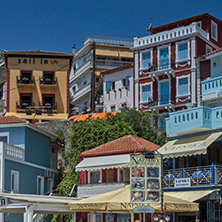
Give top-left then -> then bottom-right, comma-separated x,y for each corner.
44,170 -> 52,178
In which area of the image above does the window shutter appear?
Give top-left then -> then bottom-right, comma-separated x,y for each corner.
106,81 -> 111,91
125,76 -> 129,86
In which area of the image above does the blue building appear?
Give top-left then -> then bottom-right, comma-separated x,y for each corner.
159,47 -> 222,222
0,116 -> 58,222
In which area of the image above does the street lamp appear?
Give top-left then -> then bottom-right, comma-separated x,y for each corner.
153,213 -> 171,222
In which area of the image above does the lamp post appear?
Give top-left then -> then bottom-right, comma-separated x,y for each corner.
153,213 -> 170,222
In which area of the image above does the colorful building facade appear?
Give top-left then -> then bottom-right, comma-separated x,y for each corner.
3,50 -> 73,123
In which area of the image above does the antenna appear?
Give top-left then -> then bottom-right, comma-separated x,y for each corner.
145,17 -> 153,34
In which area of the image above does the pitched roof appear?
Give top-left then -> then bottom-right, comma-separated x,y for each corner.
0,116 -> 27,124
152,13 -> 222,33
80,135 -> 160,157
197,47 -> 222,60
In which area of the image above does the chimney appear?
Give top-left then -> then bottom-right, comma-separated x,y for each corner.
72,44 -> 76,55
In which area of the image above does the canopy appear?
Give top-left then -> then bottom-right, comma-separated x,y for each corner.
76,154 -> 130,172
158,132 -> 222,158
166,190 -> 215,202
68,186 -> 199,212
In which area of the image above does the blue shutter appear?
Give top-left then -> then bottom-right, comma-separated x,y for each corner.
178,78 -> 188,95
125,75 -> 129,86
159,48 -> 169,70
178,43 -> 188,61
106,81 -> 111,91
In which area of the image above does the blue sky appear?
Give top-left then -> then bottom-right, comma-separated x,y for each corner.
1,0 -> 222,53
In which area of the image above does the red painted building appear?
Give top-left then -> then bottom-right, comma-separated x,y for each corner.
132,13 -> 222,126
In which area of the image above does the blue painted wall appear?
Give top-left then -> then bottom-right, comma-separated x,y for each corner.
25,127 -> 51,167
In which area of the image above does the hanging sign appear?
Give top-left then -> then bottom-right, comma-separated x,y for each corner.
130,154 -> 161,203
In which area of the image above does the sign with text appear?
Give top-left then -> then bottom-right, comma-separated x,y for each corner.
174,178 -> 191,187
130,154 -> 161,203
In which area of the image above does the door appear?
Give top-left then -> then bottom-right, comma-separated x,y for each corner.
159,47 -> 169,70
160,81 -> 169,105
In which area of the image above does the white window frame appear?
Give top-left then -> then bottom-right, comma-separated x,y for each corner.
117,168 -> 124,182
88,170 -> 102,184
11,170 -> 19,192
197,21 -> 202,29
110,105 -> 116,112
158,79 -> 171,105
176,75 -> 190,97
175,40 -> 190,63
37,176 -> 44,195
88,213 -> 103,222
206,45 -> 213,54
140,82 -> 152,104
157,44 -> 171,70
140,48 -> 153,70
0,132 -> 9,143
211,20 -> 218,41
47,178 -> 53,193
111,81 -> 115,91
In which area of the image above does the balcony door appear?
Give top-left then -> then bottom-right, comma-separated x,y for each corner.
20,94 -> 32,109
160,81 -> 169,105
43,95 -> 54,107
159,47 -> 169,70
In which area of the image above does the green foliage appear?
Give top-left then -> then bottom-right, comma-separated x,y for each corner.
52,130 -> 65,144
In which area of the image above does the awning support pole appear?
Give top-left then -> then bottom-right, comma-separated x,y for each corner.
91,211 -> 96,222
143,212 -> 145,222
72,212 -> 76,222
130,211 -> 134,222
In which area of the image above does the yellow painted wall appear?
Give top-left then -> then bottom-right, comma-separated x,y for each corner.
7,57 -> 70,115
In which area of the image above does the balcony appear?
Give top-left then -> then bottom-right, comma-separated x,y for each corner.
16,101 -> 35,111
39,77 -> 57,86
163,164 -> 222,189
77,182 -> 126,198
96,60 -> 132,69
134,22 -> 209,48
72,82 -> 91,103
2,142 -> 25,161
166,106 -> 222,136
201,76 -> 222,102
16,76 -> 35,86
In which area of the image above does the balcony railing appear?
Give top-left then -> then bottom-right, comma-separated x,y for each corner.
16,76 -> 35,85
96,60 -> 132,68
134,22 -> 209,48
16,101 -> 35,110
143,59 -> 175,72
39,77 -> 57,85
163,164 -> 222,188
148,94 -> 176,107
72,83 -> 91,102
201,76 -> 222,100
38,102 -> 57,111
3,142 -> 25,161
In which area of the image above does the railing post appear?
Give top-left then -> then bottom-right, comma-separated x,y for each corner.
211,163 -> 214,185
182,166 -> 184,178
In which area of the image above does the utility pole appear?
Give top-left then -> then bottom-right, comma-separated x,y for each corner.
91,41 -> 96,113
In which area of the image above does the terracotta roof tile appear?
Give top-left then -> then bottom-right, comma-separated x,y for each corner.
80,135 -> 160,157
0,116 -> 27,124
197,47 -> 222,59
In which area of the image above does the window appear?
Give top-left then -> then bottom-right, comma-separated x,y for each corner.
123,76 -> 129,87
111,81 -> 115,90
141,84 -> 151,102
111,106 -> 116,112
88,214 -> 102,222
211,20 -> 218,41
83,80 -> 87,85
48,178 -> 53,193
178,77 -> 189,96
106,81 -> 111,91
90,171 -> 100,184
21,71 -> 32,84
118,169 -> 124,182
11,170 -> 19,192
23,59 -> 27,64
206,45 -> 213,54
142,51 -> 151,69
44,60 -> 48,64
43,72 -> 54,84
197,21 -> 201,28
159,47 -> 169,70
43,95 -> 54,107
37,176 -> 44,195
178,43 -> 188,61
72,86 -> 76,94
20,94 -> 32,109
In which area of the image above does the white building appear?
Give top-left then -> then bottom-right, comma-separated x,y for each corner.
69,36 -> 133,114
102,64 -> 133,112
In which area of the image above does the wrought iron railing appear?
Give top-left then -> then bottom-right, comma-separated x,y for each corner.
148,94 -> 176,107
16,76 -> 35,84
16,101 -> 35,109
143,59 -> 175,72
39,77 -> 57,85
163,163 -> 222,188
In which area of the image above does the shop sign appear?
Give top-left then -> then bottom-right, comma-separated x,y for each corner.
133,204 -> 155,213
130,154 -> 161,204
174,178 -> 190,187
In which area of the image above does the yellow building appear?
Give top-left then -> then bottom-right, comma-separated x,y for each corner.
4,50 -> 73,123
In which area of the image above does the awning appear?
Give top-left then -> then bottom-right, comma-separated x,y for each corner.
158,132 -> 222,158
76,154 -> 130,172
5,112 -> 68,120
166,190 -> 215,202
